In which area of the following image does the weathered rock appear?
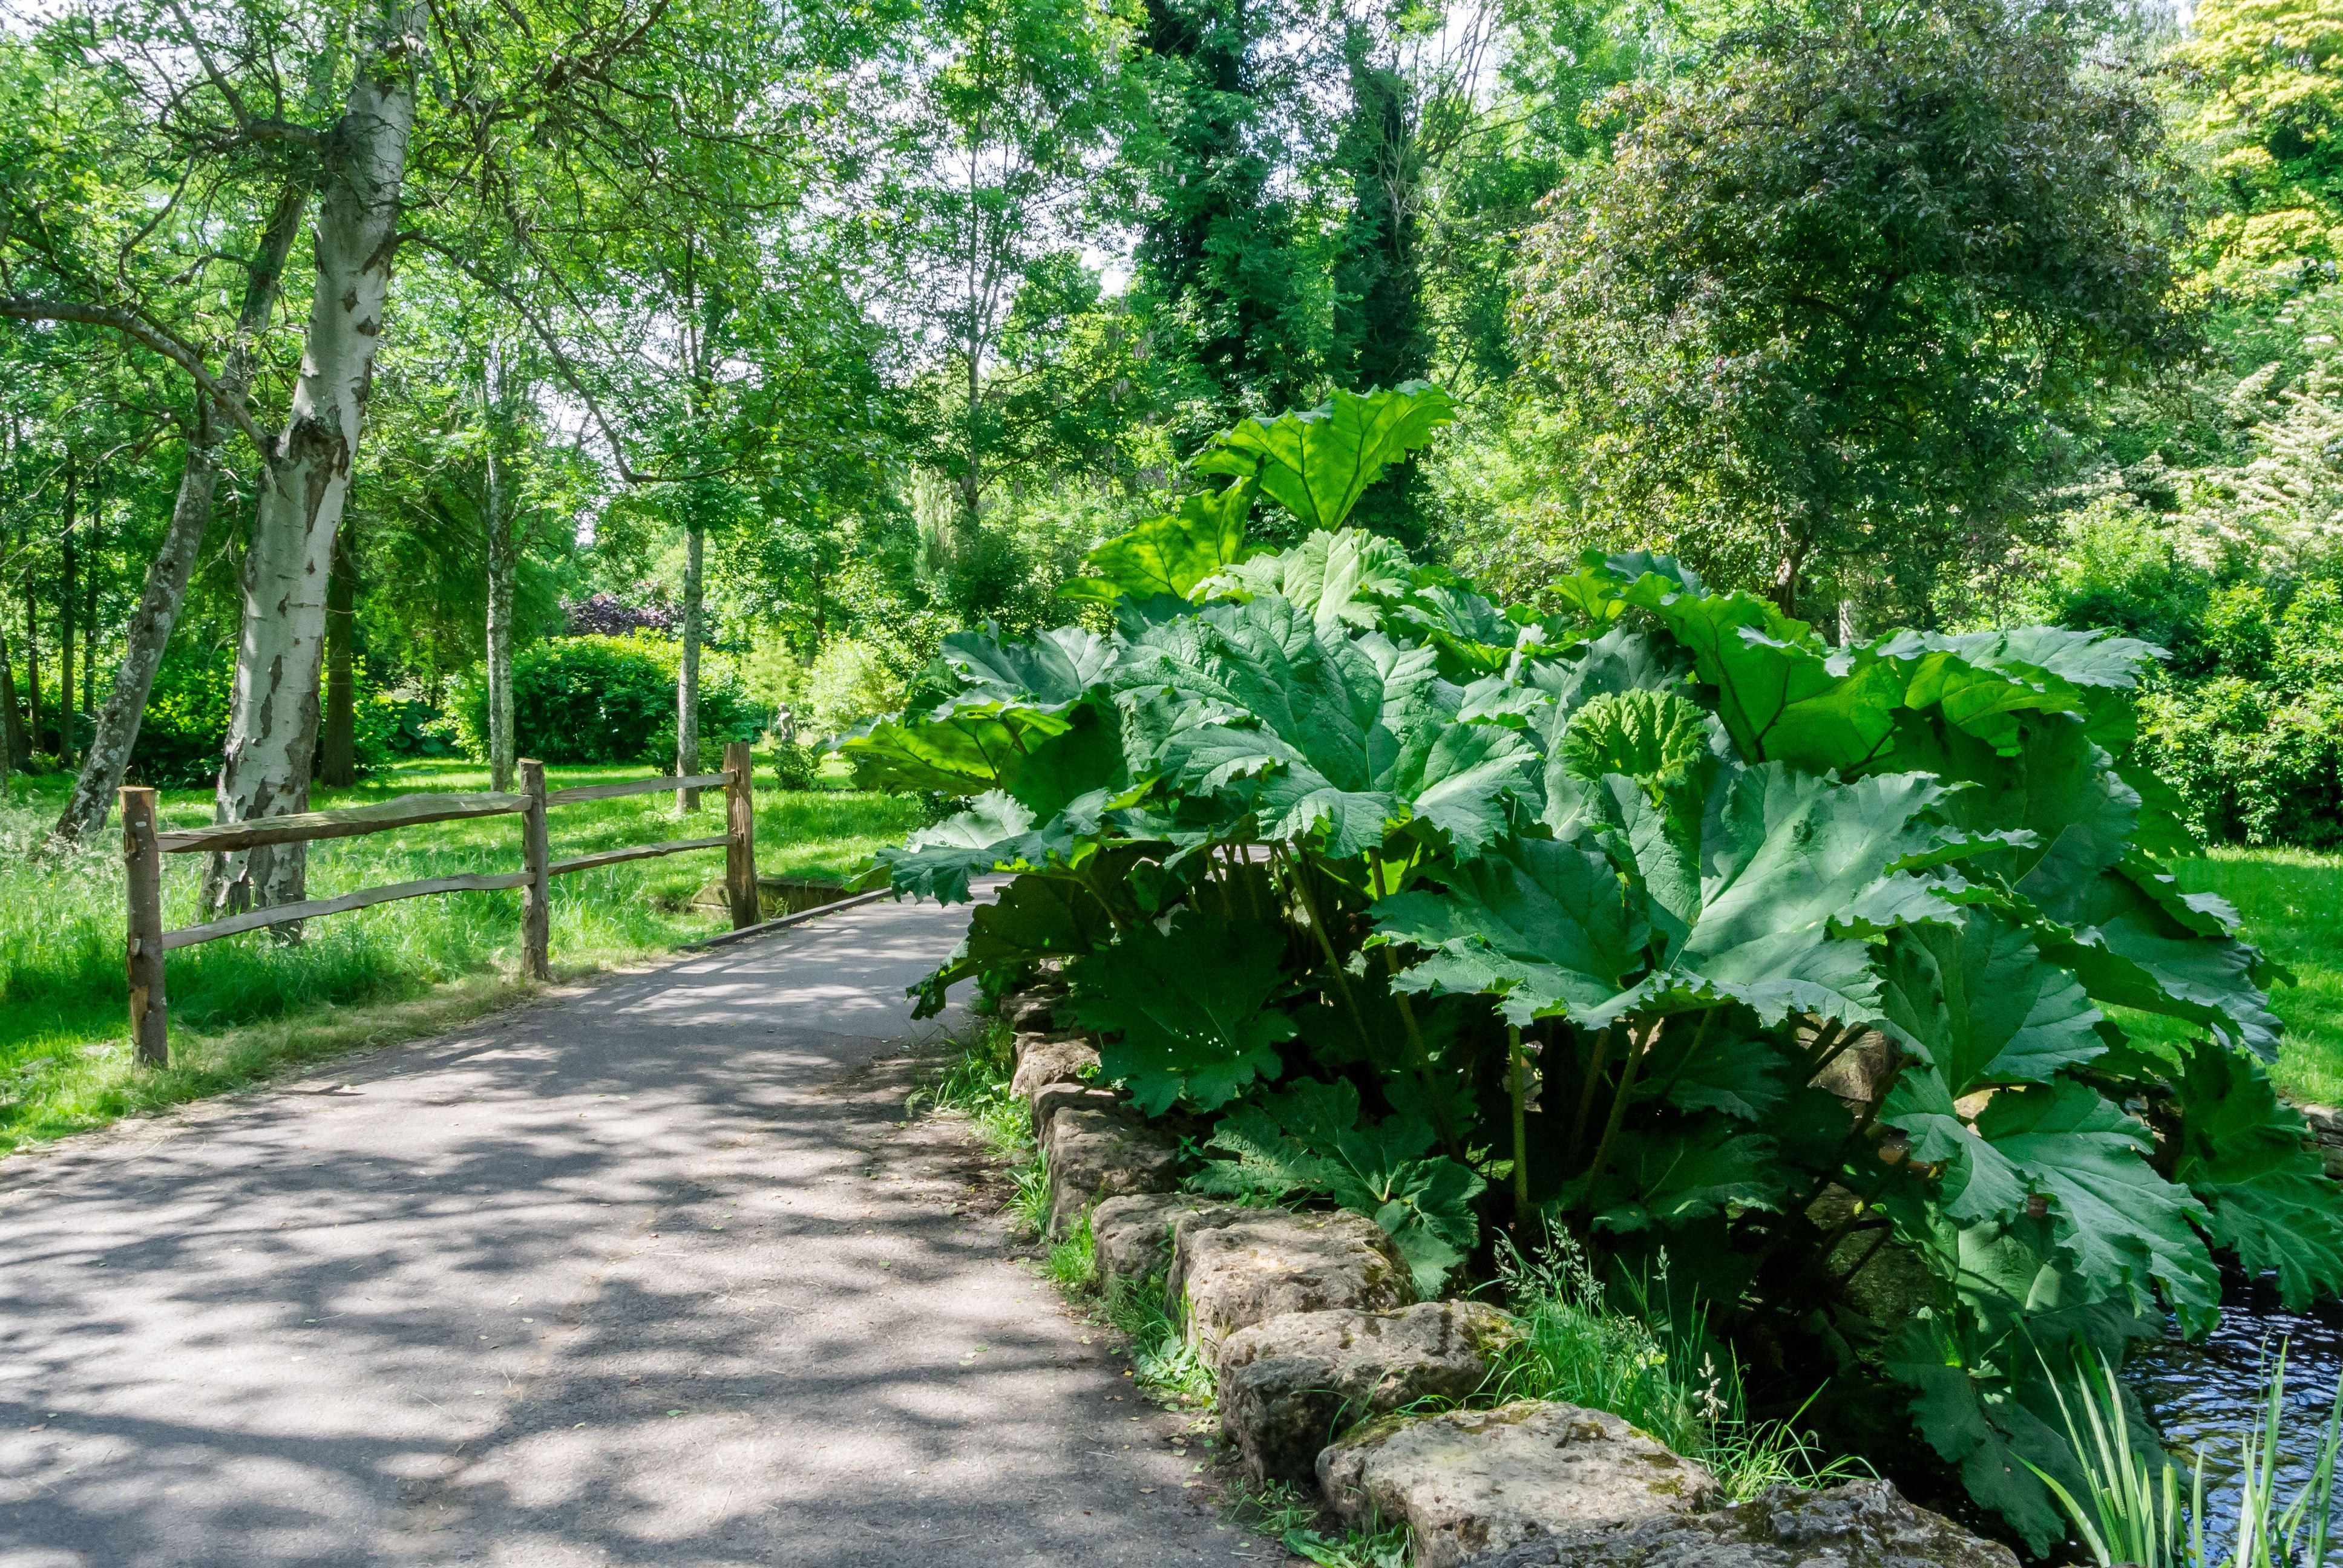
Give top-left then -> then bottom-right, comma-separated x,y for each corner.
1217,1302 -> 1521,1481
1167,1207 -> 1413,1353
1457,1480 -> 2019,1568
1319,1400 -> 1717,1568
1005,991 -> 1061,1033
1009,1037 -> 1097,1103
1042,1107 -> 1180,1238
1090,1194 -> 1229,1290
1031,1082 -> 1125,1139
2301,1103 -> 2343,1180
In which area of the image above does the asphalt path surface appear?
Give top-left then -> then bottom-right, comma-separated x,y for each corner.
0,896 -> 1263,1567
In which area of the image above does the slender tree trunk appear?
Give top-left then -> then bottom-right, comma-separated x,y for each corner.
320,534 -> 356,787
676,525 -> 703,811
0,622 -> 18,777
24,575 -> 40,757
58,459 -> 75,767
81,549 -> 96,718
483,384 -> 516,794
207,4 -> 424,916
49,176 -> 310,848
1771,540 -> 1805,618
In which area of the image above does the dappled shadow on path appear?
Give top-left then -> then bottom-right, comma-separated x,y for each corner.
0,900 -> 1247,1567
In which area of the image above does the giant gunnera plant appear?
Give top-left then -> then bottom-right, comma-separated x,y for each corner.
845,385 -> 2343,1549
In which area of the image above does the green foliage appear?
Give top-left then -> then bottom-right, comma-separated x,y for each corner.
1488,1231 -> 1868,1503
1194,1077 -> 1484,1295
453,635 -> 765,766
1510,0 -> 2200,619
856,387 -> 2342,1541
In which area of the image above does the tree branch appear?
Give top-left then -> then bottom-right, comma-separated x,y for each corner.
0,296 -> 269,454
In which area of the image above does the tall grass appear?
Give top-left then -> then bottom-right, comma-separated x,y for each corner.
0,761 -> 922,1152
2034,1342 -> 2342,1568
1485,1230 -> 1866,1501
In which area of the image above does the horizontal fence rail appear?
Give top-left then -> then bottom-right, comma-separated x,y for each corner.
120,742 -> 766,1067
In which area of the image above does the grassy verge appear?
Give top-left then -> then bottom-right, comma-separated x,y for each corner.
0,759 -> 923,1154
2149,848 -> 2343,1106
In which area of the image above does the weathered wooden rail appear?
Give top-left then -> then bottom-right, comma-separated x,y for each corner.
119,742 -> 762,1067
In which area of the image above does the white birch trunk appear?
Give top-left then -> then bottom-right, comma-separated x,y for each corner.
207,4 -> 424,916
485,408 -> 516,794
50,178 -> 310,849
675,525 -> 703,812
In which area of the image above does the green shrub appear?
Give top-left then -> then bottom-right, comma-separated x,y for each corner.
131,643 -> 405,787
451,634 -> 765,766
852,384 -> 2342,1550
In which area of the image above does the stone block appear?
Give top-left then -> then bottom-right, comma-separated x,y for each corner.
1089,1194 -> 1228,1292
1217,1302 -> 1520,1481
1042,1108 -> 1179,1238
1457,1480 -> 2019,1568
1009,1038 -> 1098,1103
1167,1207 -> 1412,1354
1318,1400 -> 1717,1568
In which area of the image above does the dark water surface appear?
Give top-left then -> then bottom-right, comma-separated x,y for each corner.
2122,1294 -> 2342,1548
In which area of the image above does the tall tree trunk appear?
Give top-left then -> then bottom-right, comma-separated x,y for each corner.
49,177 -> 310,847
320,534 -> 356,788
206,4 -> 423,917
0,622 -> 18,778
483,376 -> 516,794
81,543 -> 96,717
58,459 -> 75,767
675,525 -> 703,811
24,575 -> 40,757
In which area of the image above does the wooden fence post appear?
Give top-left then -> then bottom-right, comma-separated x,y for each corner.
519,759 -> 551,981
723,740 -> 759,930
120,786 -> 168,1067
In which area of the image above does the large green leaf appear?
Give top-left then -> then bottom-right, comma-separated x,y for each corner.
2043,869 -> 2283,1059
1129,600 -> 1538,855
1069,910 -> 1296,1114
940,624 -> 1118,708
1198,1079 -> 1484,1295
1555,1124 -> 1788,1233
1060,480 -> 1259,604
909,871 -> 1121,1017
1207,528 -> 1414,631
1878,910 -> 2105,1085
1193,383 -> 1456,531
2171,1042 -> 2343,1307
1972,1082 -> 2221,1319
1372,835 -> 1646,1025
1886,1310 -> 2093,1554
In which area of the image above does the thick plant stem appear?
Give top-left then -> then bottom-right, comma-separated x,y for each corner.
1509,1024 -> 1531,1217
1581,1016 -> 1663,1202
50,175 -> 311,849
1568,1026 -> 1613,1169
1280,846 -> 1374,1056
1381,949 -> 1465,1160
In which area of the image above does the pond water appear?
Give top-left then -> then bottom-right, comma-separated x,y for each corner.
2122,1289 -> 2342,1551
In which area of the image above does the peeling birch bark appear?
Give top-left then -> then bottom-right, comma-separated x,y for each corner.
207,4 -> 425,916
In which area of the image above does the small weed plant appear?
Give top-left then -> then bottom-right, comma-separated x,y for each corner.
1102,1271 -> 1216,1406
1487,1230 -> 1865,1501
1237,1481 -> 1411,1568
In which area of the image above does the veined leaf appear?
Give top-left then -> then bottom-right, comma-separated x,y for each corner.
1973,1082 -> 2221,1319
1061,480 -> 1259,604
1193,382 -> 1456,531
1070,910 -> 1296,1114
2171,1042 -> 2343,1308
1556,1125 -> 1787,1233
1374,834 -> 1645,1025
1205,528 -> 1414,630
1878,910 -> 2105,1085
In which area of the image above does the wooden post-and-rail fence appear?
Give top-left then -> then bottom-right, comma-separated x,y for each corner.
119,742 -> 763,1067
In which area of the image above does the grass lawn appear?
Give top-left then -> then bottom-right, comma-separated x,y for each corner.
2121,848 -> 2343,1106
0,759 -> 925,1154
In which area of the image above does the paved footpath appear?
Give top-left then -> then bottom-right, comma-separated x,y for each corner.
0,898 -> 1265,1568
